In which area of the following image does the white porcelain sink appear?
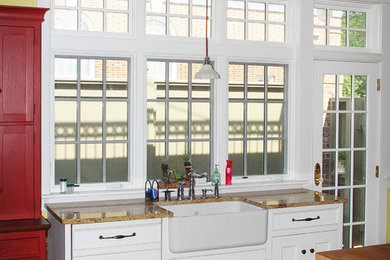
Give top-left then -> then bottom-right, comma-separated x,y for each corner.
160,201 -> 268,253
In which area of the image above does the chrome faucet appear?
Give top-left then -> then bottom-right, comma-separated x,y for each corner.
188,170 -> 210,200
213,180 -> 220,198
177,181 -> 186,200
164,169 -> 174,201
201,188 -> 213,199
188,173 -> 196,200
201,172 -> 211,182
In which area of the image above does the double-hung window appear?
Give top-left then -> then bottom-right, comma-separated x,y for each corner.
228,63 -> 287,176
54,57 -> 130,185
146,60 -> 213,179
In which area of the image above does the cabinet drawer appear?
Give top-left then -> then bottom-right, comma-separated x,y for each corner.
0,231 -> 44,259
72,219 -> 161,252
74,249 -> 161,260
272,206 -> 339,231
0,237 -> 39,258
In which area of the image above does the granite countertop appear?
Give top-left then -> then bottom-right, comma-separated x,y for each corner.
45,188 -> 346,225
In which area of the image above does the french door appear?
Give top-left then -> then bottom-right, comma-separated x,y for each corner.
313,61 -> 379,248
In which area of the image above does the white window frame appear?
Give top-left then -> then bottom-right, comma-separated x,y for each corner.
144,0 -> 216,38
52,0 -> 134,36
40,0 -> 327,199
52,55 -> 134,193
226,0 -> 288,43
228,62 -> 288,177
314,1 -> 379,52
146,59 -> 215,179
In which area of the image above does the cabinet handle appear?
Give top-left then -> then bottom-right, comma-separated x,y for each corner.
310,248 -> 315,253
99,232 -> 136,240
292,216 -> 320,222
301,249 -> 306,254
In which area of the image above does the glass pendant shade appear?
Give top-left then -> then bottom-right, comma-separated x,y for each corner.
195,57 -> 221,79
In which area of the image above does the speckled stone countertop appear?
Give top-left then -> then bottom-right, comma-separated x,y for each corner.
46,188 -> 346,225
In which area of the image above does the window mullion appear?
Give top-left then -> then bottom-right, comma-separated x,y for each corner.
188,0 -> 192,37
265,3 -> 268,42
77,0 -> 81,31
243,64 -> 248,177
102,59 -> 107,183
188,62 -> 192,157
283,65 -> 288,174
76,58 -> 81,184
335,75 -> 340,190
165,61 -> 170,159
346,11 -> 350,47
264,65 -> 268,175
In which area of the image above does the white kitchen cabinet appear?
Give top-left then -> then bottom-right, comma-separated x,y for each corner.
47,212 -> 162,260
73,250 -> 161,260
47,200 -> 343,260
269,204 -> 343,260
272,230 -> 339,260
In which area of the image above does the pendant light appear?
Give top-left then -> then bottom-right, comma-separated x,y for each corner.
195,0 -> 220,79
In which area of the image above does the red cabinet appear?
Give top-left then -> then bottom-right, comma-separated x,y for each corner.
0,125 -> 35,221
0,5 -> 49,260
0,231 -> 45,259
0,26 -> 34,123
0,218 -> 49,260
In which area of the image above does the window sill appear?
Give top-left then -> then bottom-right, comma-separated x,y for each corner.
41,179 -> 309,207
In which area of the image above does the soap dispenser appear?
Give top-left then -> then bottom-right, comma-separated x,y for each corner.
211,164 -> 221,186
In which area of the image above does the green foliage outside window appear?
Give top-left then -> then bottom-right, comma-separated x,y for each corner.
342,76 -> 367,98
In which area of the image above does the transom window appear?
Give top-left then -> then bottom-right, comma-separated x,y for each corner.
228,63 -> 287,176
227,0 -> 286,42
145,0 -> 213,37
54,0 -> 130,33
314,7 -> 367,47
146,60 -> 212,180
54,57 -> 130,184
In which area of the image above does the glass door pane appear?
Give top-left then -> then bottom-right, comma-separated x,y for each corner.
322,73 -> 367,249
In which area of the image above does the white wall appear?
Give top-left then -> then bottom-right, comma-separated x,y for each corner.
378,3 -> 390,243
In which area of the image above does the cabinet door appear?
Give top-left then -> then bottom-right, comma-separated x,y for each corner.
272,234 -> 303,260
0,26 -> 34,122
0,125 -> 34,220
272,231 -> 340,260
310,230 -> 340,259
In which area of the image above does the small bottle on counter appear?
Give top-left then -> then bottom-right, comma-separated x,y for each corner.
211,164 -> 220,186
59,178 -> 67,193
226,160 -> 232,185
66,183 -> 75,193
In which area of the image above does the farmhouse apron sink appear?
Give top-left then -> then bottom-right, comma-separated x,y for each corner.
160,201 -> 268,253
